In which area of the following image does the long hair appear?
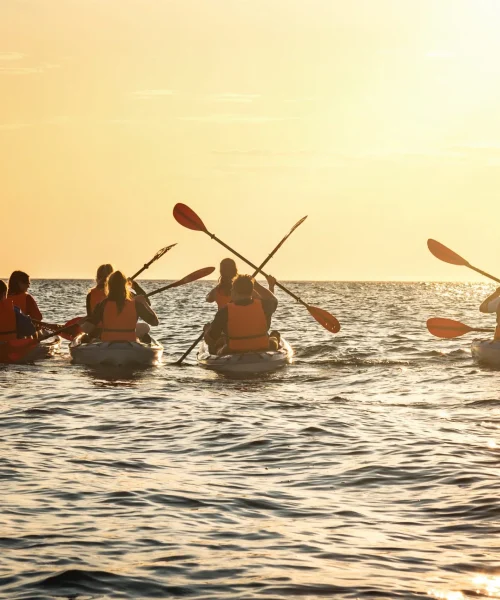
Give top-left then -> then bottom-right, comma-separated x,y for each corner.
217,258 -> 237,295
95,264 -> 113,288
105,271 -> 131,313
8,271 -> 29,295
0,280 -> 7,299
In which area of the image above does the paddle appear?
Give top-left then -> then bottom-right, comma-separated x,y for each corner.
175,216 -> 308,365
32,317 -> 83,341
173,203 -> 340,333
427,239 -> 500,284
145,267 -> 215,297
427,317 -> 494,339
130,243 -> 177,280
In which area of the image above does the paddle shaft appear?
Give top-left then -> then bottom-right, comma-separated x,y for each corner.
207,232 -> 306,306
130,243 -> 176,280
468,264 -> 500,285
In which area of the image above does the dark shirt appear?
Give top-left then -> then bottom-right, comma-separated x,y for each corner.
209,298 -> 277,341
88,299 -> 157,327
14,306 -> 36,338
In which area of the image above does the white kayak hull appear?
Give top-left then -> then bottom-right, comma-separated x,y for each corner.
70,334 -> 163,367
471,339 -> 500,367
197,338 -> 293,374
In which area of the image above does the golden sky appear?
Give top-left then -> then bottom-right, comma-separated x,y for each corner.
1,0 -> 500,281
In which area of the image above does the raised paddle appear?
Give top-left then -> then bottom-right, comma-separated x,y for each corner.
130,243 -> 177,280
427,317 -> 494,339
173,203 -> 340,334
427,239 -> 500,284
175,215 -> 308,365
145,267 -> 215,297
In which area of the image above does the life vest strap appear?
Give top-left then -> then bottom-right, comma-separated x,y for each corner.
229,333 -> 268,340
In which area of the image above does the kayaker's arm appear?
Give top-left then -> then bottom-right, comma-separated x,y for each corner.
254,277 -> 277,307
135,296 -> 159,326
204,307 -> 227,344
131,281 -> 151,306
206,287 -> 217,303
81,301 -> 106,334
480,288 -> 500,313
86,293 -> 92,317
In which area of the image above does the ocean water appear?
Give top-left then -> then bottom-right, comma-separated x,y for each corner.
2,279 -> 500,600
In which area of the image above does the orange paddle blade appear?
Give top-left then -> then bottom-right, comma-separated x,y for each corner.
426,317 -> 473,339
427,239 -> 469,267
173,203 -> 208,233
59,317 -> 84,341
172,266 -> 215,287
307,305 -> 341,334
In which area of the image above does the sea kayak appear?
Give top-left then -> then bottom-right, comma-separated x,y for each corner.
197,338 -> 293,374
471,339 -> 500,367
0,334 -> 61,364
70,334 -> 163,367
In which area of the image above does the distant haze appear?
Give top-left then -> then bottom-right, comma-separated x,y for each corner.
1,0 -> 499,282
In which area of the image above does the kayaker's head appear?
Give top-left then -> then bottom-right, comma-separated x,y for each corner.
105,270 -> 131,312
0,280 -> 7,300
8,271 -> 30,295
231,274 -> 254,302
219,258 -> 237,294
96,264 -> 114,287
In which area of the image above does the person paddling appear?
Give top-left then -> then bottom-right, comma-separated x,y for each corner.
204,274 -> 279,355
206,258 -> 267,309
206,258 -> 238,309
87,264 -> 114,316
82,270 -> 158,343
479,288 -> 500,339
8,271 -> 43,321
0,280 -> 36,341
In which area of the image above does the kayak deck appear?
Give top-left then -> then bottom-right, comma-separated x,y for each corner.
70,334 -> 164,367
197,338 -> 293,374
471,339 -> 500,368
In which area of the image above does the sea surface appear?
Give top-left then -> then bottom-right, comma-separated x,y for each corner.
2,280 -> 500,600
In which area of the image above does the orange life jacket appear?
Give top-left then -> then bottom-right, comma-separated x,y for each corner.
0,298 -> 17,342
227,299 -> 269,352
89,287 -> 107,313
9,292 -> 27,314
101,299 -> 137,342
215,287 -> 232,309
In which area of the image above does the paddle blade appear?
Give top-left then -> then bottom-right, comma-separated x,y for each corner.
171,266 -> 215,288
426,317 -> 473,339
173,204 -> 208,233
427,239 -> 469,267
153,243 -> 177,261
58,317 -> 84,341
307,306 -> 341,334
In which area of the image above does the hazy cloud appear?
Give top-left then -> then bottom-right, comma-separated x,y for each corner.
0,52 -> 25,61
0,123 -> 31,130
179,114 -> 298,124
132,89 -> 175,99
209,93 -> 260,103
0,63 -> 60,75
